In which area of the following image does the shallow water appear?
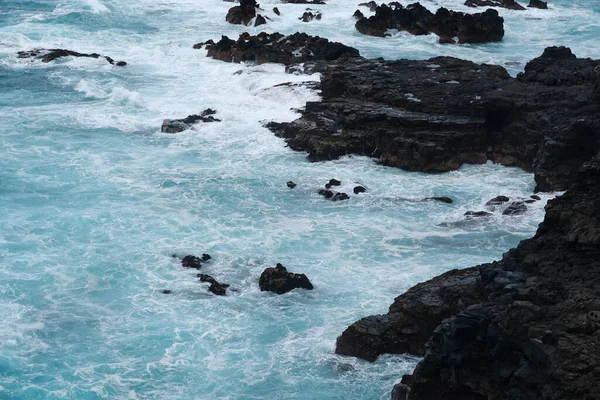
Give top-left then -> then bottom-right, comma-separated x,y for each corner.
1,1 -> 597,399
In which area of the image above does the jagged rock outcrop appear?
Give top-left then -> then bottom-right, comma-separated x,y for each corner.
204,32 -> 360,65
354,2 -> 504,44
393,154 -> 600,399
528,0 -> 548,9
161,109 -> 220,133
226,0 -> 257,25
17,48 -> 127,66
336,267 -> 484,361
465,0 -> 526,11
259,263 -> 314,294
267,47 -> 600,192
197,274 -> 230,296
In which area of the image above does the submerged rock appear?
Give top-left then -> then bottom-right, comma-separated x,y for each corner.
287,181 -> 297,189
502,201 -> 527,215
465,0 -> 526,10
486,195 -> 510,206
259,263 -> 313,294
161,109 -> 220,133
426,197 -> 453,204
182,255 -> 203,269
17,48 -> 127,66
354,2 -> 504,44
204,32 -> 360,65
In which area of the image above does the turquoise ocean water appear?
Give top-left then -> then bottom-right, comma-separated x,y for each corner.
1,0 -> 599,399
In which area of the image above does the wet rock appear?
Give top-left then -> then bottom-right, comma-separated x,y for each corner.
254,14 -> 267,26
465,0 -> 526,10
201,253 -> 212,262
359,1 -> 378,11
530,195 -> 541,200
353,9 -> 365,19
426,197 -> 453,204
161,109 -> 220,133
205,32 -> 360,65
282,0 -> 326,3
464,211 -> 492,217
328,178 -> 341,187
198,274 -> 230,296
335,267 -> 484,361
162,290 -> 172,294
287,181 -> 297,189
353,186 -> 367,194
300,11 -> 322,22
226,0 -> 257,25
17,48 -> 127,66
273,7 -> 281,15
485,195 -> 510,206
354,3 -> 504,44
528,0 -> 548,8
192,39 -> 214,49
332,192 -> 350,201
318,189 -> 335,199
502,201 -> 527,215
392,375 -> 414,400
267,48 -> 600,192
340,155 -> 600,399
182,255 -> 202,269
259,263 -> 314,294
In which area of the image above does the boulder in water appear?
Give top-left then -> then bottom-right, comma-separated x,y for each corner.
259,263 -> 314,294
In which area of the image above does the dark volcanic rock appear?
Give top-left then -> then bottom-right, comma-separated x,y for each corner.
465,0 -> 526,10
502,201 -> 527,215
205,32 -> 360,65
267,48 -> 600,192
359,1 -> 378,11
354,3 -> 504,44
226,0 -> 257,25
332,192 -> 350,201
400,155 -> 600,400
528,0 -> 548,8
287,181 -> 297,188
17,48 -> 127,66
254,14 -> 267,26
486,195 -> 510,206
273,7 -> 281,16
464,211 -> 492,217
353,186 -> 367,194
300,11 -> 322,22
282,0 -> 326,3
353,9 -> 365,19
259,263 -> 314,294
336,267 -> 484,361
182,255 -> 202,269
426,197 -> 453,204
198,274 -> 230,296
327,178 -> 341,187
161,109 -> 220,133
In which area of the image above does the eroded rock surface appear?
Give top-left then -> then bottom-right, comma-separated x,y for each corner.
267,47 -> 600,192
354,2 -> 504,44
18,48 -> 127,66
204,32 -> 360,65
259,263 -> 314,294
